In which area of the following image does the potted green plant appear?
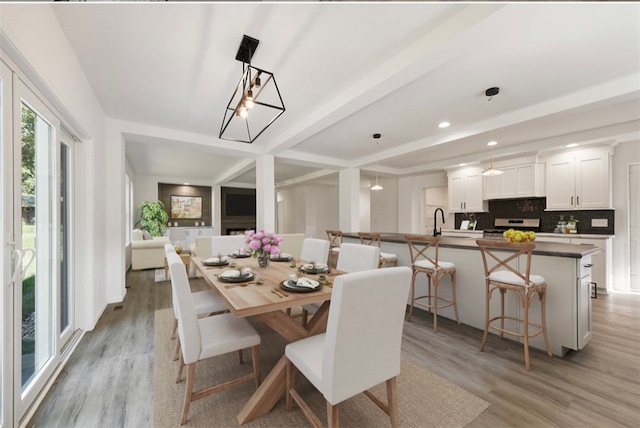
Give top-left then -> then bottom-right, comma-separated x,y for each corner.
137,200 -> 169,237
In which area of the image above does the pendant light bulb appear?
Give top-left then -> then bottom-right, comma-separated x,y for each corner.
371,172 -> 383,191
245,90 -> 255,110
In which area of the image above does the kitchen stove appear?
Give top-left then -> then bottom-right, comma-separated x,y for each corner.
483,218 -> 540,239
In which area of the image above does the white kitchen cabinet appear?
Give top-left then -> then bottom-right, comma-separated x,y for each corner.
577,255 -> 593,349
536,234 -> 611,293
545,147 -> 611,210
447,167 -> 487,213
484,162 -> 544,200
572,237 -> 611,294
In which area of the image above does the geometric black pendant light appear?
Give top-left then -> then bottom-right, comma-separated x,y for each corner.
219,35 -> 286,144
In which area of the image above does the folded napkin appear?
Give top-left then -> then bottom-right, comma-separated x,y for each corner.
205,256 -> 228,264
295,277 -> 319,289
232,249 -> 247,256
314,263 -> 328,270
220,268 -> 251,278
302,263 -> 315,270
220,269 -> 240,278
273,253 -> 291,259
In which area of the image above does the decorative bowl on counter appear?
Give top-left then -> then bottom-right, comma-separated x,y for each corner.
503,229 -> 536,243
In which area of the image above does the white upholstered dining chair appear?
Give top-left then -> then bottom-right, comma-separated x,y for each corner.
301,243 -> 380,327
165,243 -> 228,346
168,252 -> 261,425
300,238 -> 330,264
210,234 -> 246,256
285,266 -> 412,427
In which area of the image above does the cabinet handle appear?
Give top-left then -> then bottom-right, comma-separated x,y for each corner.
464,202 -> 466,209
461,202 -> 463,209
583,263 -> 593,268
571,196 -> 574,206
590,281 -> 597,299
576,196 -> 580,206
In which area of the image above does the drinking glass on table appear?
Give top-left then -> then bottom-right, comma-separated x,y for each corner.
289,258 -> 297,268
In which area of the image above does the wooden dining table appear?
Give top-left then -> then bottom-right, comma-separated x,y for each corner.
192,255 -> 342,424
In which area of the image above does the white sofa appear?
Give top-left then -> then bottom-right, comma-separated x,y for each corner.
131,229 -> 170,270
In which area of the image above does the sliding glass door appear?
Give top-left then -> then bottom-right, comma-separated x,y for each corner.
14,79 -> 60,421
1,57 -> 13,428
1,54 -> 75,428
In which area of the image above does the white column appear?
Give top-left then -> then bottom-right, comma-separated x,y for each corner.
339,168 -> 360,233
256,155 -> 276,232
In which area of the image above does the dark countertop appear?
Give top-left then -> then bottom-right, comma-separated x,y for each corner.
343,233 -> 600,259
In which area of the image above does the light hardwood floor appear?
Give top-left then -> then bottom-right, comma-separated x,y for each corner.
29,269 -> 640,427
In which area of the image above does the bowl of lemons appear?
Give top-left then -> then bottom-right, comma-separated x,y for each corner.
503,228 -> 536,243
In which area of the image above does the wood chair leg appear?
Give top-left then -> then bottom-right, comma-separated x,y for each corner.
173,336 -> 181,361
176,353 -> 185,383
386,377 -> 399,428
451,271 -> 461,324
433,275 -> 439,333
171,317 -> 178,340
480,281 -> 491,352
301,309 -> 309,327
180,363 -> 196,425
540,289 -> 552,357
238,349 -> 244,364
327,402 -> 339,428
406,271 -> 417,321
499,288 -> 506,338
523,291 -> 531,371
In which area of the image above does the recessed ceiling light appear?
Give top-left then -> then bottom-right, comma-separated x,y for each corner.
459,163 -> 467,167
438,121 -> 450,128
487,141 -> 497,146
566,143 -> 578,148
184,182 -> 190,185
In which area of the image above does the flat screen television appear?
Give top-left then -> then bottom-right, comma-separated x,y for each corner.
225,193 -> 256,217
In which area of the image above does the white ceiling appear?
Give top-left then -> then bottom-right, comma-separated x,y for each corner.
52,2 -> 640,188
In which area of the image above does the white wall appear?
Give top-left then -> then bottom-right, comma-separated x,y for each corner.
1,4 -> 108,330
278,185 -> 339,238
371,176 -> 399,232
398,171 -> 448,234
612,140 -> 640,292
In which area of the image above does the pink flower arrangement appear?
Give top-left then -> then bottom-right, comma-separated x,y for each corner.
244,229 -> 282,258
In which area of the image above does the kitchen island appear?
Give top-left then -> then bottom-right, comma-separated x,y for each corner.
343,233 -> 600,356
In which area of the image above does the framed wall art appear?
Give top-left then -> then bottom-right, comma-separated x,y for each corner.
170,195 -> 203,219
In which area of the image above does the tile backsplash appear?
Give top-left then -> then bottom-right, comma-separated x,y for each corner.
455,197 -> 615,235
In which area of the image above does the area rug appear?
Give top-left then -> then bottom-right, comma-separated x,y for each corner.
153,308 -> 489,427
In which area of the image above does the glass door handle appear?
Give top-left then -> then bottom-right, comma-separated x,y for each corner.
10,248 -> 35,283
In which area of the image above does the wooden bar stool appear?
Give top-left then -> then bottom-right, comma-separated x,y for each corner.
358,232 -> 399,268
326,229 -> 343,268
405,235 -> 459,332
476,239 -> 552,370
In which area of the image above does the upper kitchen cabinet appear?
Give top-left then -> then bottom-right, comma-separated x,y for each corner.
484,162 -> 545,200
544,146 -> 612,211
447,167 -> 487,213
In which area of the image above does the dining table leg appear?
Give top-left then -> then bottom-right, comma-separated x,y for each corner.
236,301 -> 331,424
